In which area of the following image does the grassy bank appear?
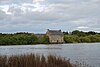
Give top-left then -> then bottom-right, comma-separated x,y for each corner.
0,54 -> 91,67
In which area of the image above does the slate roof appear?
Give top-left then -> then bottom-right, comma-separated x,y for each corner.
47,30 -> 63,36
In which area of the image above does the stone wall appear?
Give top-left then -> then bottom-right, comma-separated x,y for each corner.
49,35 -> 64,43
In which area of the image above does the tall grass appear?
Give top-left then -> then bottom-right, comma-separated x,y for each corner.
0,54 -> 91,67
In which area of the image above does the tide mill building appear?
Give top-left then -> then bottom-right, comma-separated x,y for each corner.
46,29 -> 64,43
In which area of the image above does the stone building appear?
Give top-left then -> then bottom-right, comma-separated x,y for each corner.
46,29 -> 64,43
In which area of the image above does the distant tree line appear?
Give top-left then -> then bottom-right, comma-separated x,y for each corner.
0,33 -> 49,45
64,30 -> 100,43
0,30 -> 100,45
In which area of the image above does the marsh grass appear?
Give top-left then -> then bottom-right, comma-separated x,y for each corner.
0,54 -> 91,67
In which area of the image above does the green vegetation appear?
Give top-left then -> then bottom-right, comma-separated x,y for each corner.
64,35 -> 79,43
38,35 -> 50,44
0,33 -> 49,45
64,30 -> 100,43
0,30 -> 100,45
0,54 -> 90,67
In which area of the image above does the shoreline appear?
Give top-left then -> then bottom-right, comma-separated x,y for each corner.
0,42 -> 100,46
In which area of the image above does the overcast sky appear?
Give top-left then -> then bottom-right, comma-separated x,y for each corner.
0,0 -> 100,33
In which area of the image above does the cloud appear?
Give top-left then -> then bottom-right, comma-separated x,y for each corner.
77,26 -> 89,29
0,9 -> 6,20
0,0 -> 100,33
33,0 -> 45,3
8,5 -> 23,15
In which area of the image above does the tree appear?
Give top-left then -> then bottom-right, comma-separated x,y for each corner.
64,35 -> 79,43
72,30 -> 86,36
79,36 -> 91,43
86,31 -> 96,35
63,31 -> 68,35
39,35 -> 49,44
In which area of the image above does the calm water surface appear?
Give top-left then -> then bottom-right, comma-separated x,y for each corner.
0,43 -> 100,67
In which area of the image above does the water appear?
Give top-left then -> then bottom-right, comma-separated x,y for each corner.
0,43 -> 100,67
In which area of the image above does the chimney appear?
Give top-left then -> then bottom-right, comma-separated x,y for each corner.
59,29 -> 61,32
47,29 -> 49,31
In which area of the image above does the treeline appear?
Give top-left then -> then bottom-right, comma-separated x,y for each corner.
0,30 -> 100,45
0,33 -> 49,45
64,30 -> 100,43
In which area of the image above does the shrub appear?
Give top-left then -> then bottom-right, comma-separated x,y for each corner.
79,36 -> 91,43
38,35 -> 50,44
64,35 -> 79,43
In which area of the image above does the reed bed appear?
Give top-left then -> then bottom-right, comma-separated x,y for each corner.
0,54 -> 91,67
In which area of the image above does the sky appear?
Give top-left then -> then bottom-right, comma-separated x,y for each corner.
0,0 -> 100,33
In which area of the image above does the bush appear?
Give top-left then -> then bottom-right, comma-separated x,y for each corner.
64,35 -> 79,43
64,34 -> 100,43
38,35 -> 50,44
0,34 -> 39,45
79,36 -> 91,43
88,35 -> 100,42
